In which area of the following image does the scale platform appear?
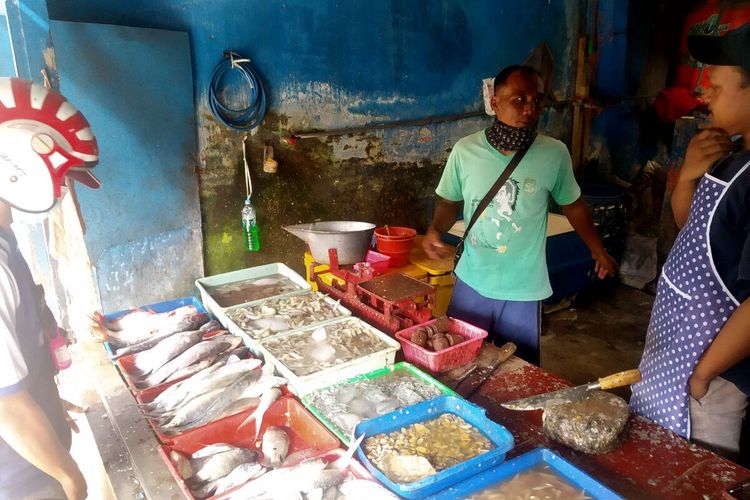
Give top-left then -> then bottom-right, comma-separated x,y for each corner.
309,249 -> 435,334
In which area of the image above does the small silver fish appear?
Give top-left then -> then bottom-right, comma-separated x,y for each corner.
131,328 -> 204,375
188,447 -> 258,487
169,449 -> 193,479
212,462 -> 266,496
192,443 -> 237,459
261,426 -> 290,468
238,387 -> 282,438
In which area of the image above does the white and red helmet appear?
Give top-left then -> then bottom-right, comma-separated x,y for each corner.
0,77 -> 99,213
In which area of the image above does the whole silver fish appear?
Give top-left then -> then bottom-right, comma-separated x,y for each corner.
192,443 -> 238,459
113,318 -> 218,358
94,305 -> 207,347
164,356 -> 218,384
134,336 -> 240,388
239,387 -> 283,438
158,389 -> 224,430
188,447 -> 258,487
213,397 -> 261,421
144,358 -> 262,416
212,463 -> 266,497
162,375 -> 262,434
227,458 -> 328,499
131,328 -> 204,376
261,427 -> 290,467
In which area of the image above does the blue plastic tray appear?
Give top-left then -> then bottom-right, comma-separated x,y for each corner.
102,296 -> 208,357
429,447 -> 623,500
354,395 -> 514,498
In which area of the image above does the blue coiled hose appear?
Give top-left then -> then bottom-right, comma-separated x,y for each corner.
208,50 -> 267,130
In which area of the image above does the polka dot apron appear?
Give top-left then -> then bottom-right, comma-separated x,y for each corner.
630,165 -> 746,438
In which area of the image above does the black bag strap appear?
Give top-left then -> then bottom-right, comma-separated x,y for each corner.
458,140 -> 533,248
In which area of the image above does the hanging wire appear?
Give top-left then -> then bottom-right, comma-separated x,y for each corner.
243,135 -> 252,199
208,50 -> 267,130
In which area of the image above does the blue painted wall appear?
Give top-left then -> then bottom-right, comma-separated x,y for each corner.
46,0 -> 583,275
51,21 -> 203,312
0,14 -> 14,76
47,1 -> 577,124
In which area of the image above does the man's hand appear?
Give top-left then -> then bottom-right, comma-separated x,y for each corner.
592,249 -> 618,279
689,372 -> 711,401
679,127 -> 733,183
61,399 -> 88,434
422,228 -> 449,260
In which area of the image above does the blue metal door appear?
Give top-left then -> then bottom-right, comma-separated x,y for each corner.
50,21 -> 203,312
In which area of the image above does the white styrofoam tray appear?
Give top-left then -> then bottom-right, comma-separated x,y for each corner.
222,291 -> 352,354
195,263 -> 311,320
257,317 -> 401,396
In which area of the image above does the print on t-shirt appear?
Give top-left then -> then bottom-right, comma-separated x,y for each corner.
470,178 -> 522,254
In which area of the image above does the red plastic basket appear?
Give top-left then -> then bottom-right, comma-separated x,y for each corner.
158,396 -> 340,500
395,318 -> 487,373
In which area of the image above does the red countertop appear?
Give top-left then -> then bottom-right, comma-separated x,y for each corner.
469,357 -> 750,499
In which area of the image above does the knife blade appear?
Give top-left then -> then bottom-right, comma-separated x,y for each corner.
500,369 -> 641,411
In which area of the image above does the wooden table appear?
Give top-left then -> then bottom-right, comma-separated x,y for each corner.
464,356 -> 750,499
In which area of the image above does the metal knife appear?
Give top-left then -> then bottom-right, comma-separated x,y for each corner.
501,369 -> 641,411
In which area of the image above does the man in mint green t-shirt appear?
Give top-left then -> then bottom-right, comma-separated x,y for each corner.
423,65 -> 617,365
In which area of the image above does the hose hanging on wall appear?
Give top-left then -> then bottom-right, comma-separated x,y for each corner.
208,50 -> 267,130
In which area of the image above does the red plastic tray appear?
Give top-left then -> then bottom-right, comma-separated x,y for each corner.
158,396 -> 340,499
395,317 -> 487,373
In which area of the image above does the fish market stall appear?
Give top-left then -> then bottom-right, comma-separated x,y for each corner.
466,355 -> 750,499
71,258 -> 750,499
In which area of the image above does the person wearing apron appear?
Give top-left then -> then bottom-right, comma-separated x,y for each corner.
630,23 -> 750,458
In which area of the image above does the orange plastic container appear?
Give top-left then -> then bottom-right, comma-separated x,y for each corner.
158,396 -> 340,499
374,226 -> 417,240
374,227 -> 417,267
395,318 -> 488,373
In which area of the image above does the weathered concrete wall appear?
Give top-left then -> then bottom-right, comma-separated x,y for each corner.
47,0 -> 581,277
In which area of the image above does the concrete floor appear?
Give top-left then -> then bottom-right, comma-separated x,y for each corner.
541,281 -> 653,401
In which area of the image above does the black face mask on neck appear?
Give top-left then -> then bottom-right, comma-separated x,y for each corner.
485,119 -> 537,152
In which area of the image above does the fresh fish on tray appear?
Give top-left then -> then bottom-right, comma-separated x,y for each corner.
129,328 -> 205,376
226,450 -> 396,500
132,335 -> 241,389
262,320 -> 391,377
261,426 -> 290,467
184,445 -> 260,499
91,304 -> 208,347
206,274 -> 301,308
142,357 -> 262,415
158,371 -> 271,434
226,293 -> 347,340
112,319 -> 221,358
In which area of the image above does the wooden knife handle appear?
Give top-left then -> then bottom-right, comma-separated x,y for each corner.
598,369 -> 641,390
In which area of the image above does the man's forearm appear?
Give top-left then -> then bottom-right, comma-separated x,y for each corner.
562,198 -> 606,256
428,199 -> 461,234
672,179 -> 699,229
0,390 -> 77,489
693,298 -> 750,382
